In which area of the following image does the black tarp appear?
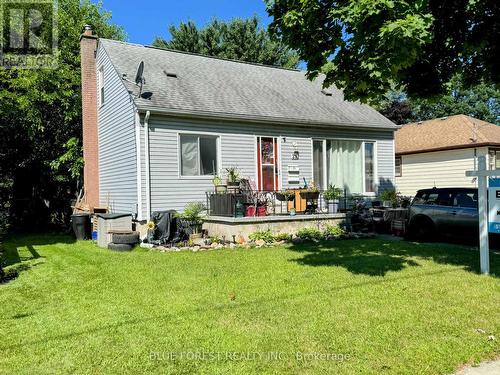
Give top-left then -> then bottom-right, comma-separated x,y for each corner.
150,210 -> 189,245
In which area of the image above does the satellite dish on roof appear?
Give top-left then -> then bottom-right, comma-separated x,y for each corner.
121,61 -> 148,98
135,61 -> 145,85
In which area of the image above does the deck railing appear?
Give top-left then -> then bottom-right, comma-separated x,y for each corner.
205,189 -> 380,218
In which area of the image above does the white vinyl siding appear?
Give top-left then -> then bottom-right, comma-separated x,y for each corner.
395,147 -> 488,197
97,45 -> 138,215
138,115 -> 395,216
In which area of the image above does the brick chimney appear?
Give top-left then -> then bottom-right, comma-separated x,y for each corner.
80,25 -> 99,208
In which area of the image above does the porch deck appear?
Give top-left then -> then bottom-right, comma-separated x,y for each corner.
203,213 -> 347,241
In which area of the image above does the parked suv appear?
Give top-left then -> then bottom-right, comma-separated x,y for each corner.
406,188 -> 478,241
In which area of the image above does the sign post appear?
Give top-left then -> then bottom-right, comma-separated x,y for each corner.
465,156 -> 500,275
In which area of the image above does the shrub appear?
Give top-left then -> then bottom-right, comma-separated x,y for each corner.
323,224 -> 345,237
274,233 -> 292,242
248,230 -> 275,243
296,227 -> 323,240
176,202 -> 206,225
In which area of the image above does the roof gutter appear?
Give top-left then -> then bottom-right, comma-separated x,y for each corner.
137,106 -> 398,131
396,142 -> 500,156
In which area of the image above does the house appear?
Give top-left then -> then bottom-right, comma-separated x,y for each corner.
395,115 -> 500,196
80,26 -> 397,221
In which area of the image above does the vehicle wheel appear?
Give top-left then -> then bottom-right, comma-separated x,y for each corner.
108,243 -> 133,251
112,232 -> 139,245
408,217 -> 436,242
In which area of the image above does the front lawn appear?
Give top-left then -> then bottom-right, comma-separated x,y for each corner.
0,235 -> 499,374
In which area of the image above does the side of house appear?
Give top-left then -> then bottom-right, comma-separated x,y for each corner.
394,115 -> 500,197
96,43 -> 138,214
395,147 -> 488,196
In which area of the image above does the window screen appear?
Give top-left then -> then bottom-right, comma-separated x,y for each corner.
180,134 -> 218,176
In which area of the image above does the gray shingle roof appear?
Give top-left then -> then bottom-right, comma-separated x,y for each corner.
100,39 -> 396,129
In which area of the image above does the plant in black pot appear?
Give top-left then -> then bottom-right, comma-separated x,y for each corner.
176,202 -> 206,239
300,182 -> 320,214
323,184 -> 343,214
380,189 -> 401,208
275,190 -> 295,202
300,181 -> 320,200
225,167 -> 241,188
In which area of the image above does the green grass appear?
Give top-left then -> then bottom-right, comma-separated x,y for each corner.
0,235 -> 499,374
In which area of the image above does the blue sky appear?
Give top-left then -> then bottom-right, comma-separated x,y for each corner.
97,0 -> 271,45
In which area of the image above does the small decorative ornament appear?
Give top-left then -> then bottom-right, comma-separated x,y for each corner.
146,220 -> 156,243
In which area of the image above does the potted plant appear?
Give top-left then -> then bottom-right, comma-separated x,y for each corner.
323,184 -> 343,213
225,167 -> 241,188
212,175 -> 226,193
300,181 -> 320,200
275,190 -> 295,202
176,201 -> 206,239
256,194 -> 269,216
380,189 -> 400,208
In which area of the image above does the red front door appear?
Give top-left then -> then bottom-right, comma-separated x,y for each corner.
257,137 -> 279,191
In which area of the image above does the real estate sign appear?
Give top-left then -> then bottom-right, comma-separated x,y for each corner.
488,178 -> 500,234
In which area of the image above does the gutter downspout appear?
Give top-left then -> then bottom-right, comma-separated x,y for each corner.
144,110 -> 151,220
135,112 -> 143,220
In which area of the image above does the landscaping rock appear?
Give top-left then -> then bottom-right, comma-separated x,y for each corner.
140,243 -> 154,249
255,239 -> 266,247
292,237 -> 304,244
192,246 -> 200,252
229,243 -> 236,249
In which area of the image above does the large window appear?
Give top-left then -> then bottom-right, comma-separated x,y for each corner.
180,134 -> 218,176
364,142 -> 375,193
313,140 -> 325,189
318,140 -> 375,194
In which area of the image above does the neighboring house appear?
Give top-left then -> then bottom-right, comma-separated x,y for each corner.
80,27 -> 397,220
395,115 -> 500,196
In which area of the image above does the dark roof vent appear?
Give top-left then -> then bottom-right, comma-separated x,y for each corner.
163,70 -> 178,78
321,89 -> 333,96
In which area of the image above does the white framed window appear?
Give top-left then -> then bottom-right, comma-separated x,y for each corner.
98,66 -> 105,106
179,134 -> 218,176
395,156 -> 402,177
314,139 -> 377,194
489,148 -> 500,170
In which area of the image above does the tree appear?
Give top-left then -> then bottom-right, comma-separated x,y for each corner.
266,0 -> 500,103
153,16 -> 299,69
378,92 -> 415,125
0,0 -> 124,231
378,76 -> 500,125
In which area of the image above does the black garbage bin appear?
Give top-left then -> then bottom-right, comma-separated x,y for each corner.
71,214 -> 91,240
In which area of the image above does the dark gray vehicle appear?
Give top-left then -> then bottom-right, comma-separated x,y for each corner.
406,188 -> 478,241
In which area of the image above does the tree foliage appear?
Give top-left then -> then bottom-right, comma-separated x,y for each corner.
266,0 -> 500,103
153,16 -> 299,69
378,76 -> 500,125
0,0 -> 124,231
